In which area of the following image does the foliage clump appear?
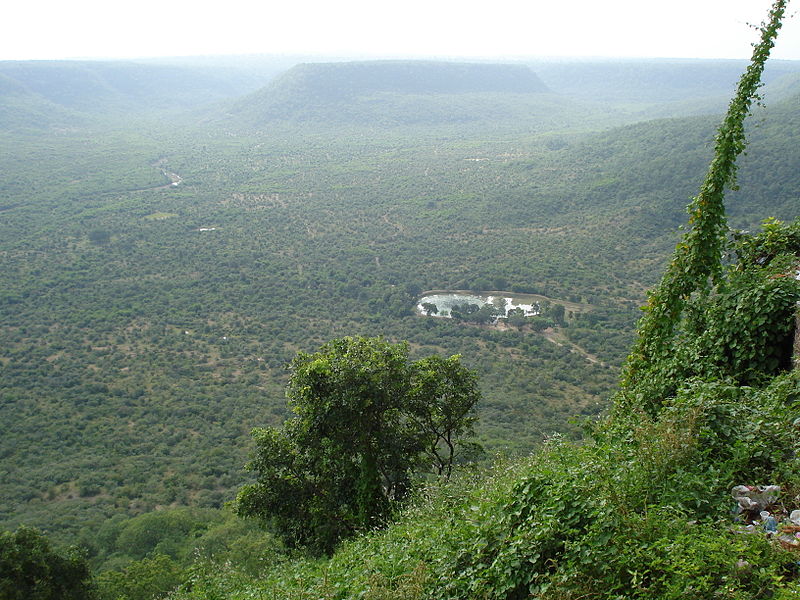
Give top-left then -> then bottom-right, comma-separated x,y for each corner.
617,217 -> 800,409
690,220 -> 799,383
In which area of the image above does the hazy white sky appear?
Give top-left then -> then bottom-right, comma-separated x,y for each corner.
2,0 -> 799,62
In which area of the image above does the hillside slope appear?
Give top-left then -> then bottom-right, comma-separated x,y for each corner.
530,57 -> 800,103
0,59 -> 274,128
0,76 -> 87,131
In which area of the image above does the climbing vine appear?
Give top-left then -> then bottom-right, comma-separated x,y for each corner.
620,0 -> 791,413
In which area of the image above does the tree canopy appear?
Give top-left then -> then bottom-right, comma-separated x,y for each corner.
235,336 -> 481,553
0,526 -> 96,600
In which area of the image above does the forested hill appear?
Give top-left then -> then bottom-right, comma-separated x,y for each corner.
0,60 -> 272,111
551,90 -> 800,233
229,60 -> 552,125
0,72 -> 86,131
530,58 -> 800,103
0,59 -> 275,131
265,61 -> 549,96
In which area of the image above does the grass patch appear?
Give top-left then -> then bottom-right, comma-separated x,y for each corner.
144,212 -> 178,221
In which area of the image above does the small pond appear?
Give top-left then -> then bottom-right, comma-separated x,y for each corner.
416,292 -> 540,318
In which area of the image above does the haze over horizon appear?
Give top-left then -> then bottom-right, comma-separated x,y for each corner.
3,0 -> 800,63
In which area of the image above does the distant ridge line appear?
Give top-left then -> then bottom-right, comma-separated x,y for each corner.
274,60 -> 551,95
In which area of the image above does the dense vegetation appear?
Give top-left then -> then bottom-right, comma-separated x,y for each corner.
1,6 -> 799,596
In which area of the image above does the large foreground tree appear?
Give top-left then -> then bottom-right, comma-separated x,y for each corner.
236,336 -> 481,553
0,526 -> 96,600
